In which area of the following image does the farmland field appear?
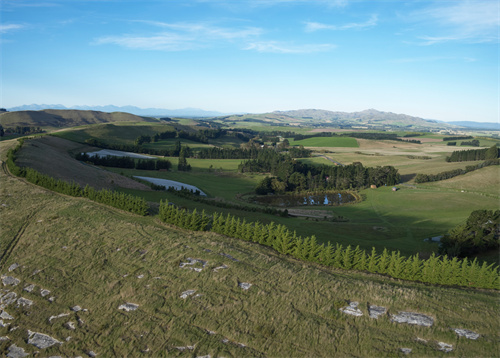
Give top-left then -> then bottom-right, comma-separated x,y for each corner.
1,137 -> 499,358
288,136 -> 359,147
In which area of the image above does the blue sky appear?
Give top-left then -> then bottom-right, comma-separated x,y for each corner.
1,0 -> 498,122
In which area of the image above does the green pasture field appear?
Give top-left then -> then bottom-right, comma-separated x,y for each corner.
1,140 -> 499,357
288,136 -> 359,147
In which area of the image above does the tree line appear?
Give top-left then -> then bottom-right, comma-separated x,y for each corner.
443,136 -> 473,141
439,210 -> 499,259
158,201 -> 499,289
75,152 -> 172,171
446,145 -> 499,162
414,159 -> 500,183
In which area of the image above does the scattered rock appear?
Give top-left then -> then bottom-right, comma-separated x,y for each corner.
118,303 -> 139,312
340,301 -> 363,317
48,313 -> 70,323
175,345 -> 195,351
71,305 -> 82,312
40,289 -> 50,297
179,258 -> 208,272
206,330 -> 216,335
0,336 -> 10,341
220,253 -> 239,262
1,310 -> 14,320
23,284 -> 35,293
0,319 -> 10,328
222,338 -> 229,344
1,292 -> 17,308
9,326 -> 18,332
78,318 -> 85,326
32,269 -> 41,276
238,282 -> 252,290
16,297 -> 33,308
400,348 -> 412,354
180,290 -> 196,299
213,264 -> 228,272
27,330 -> 62,349
87,350 -> 97,357
437,342 -> 453,352
137,274 -> 144,279
1,276 -> 20,286
196,355 -> 211,358
7,344 -> 29,358
48,296 -> 56,302
368,305 -> 386,319
453,328 -> 480,340
391,312 -> 434,327
8,263 -> 19,272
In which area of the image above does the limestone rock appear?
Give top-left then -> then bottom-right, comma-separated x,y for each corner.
1,276 -> 20,286
453,328 -> 480,340
340,301 -> 363,317
71,305 -> 82,312
48,313 -> 70,323
16,297 -> 33,308
368,305 -> 386,319
180,290 -> 196,299
40,289 -> 50,297
7,344 -> 29,358
27,330 -> 62,349
391,312 -> 434,327
437,342 -> 453,352
23,284 -> 35,293
1,292 -> 17,308
400,348 -> 412,354
238,282 -> 252,290
8,263 -> 19,272
118,303 -> 139,311
0,310 -> 14,320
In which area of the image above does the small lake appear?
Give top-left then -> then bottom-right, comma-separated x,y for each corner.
253,192 -> 357,207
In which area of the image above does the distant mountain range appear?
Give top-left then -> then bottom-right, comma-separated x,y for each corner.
6,104 -> 229,118
445,121 -> 500,131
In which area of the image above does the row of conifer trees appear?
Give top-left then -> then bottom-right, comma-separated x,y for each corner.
6,140 -> 149,216
158,201 -> 499,289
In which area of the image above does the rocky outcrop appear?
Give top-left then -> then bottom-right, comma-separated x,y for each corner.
391,312 -> 434,327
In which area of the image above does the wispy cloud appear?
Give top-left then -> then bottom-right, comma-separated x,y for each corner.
0,24 -> 24,33
413,0 -> 499,44
304,14 -> 378,32
244,41 -> 335,53
94,21 -> 263,51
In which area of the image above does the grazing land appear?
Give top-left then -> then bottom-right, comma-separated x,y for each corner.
1,138 -> 499,357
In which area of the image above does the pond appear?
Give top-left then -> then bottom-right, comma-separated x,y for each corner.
253,192 -> 358,207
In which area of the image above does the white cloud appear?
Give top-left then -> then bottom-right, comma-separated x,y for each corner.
414,0 -> 499,44
244,41 -> 335,53
0,24 -> 24,33
304,14 -> 378,32
94,22 -> 263,51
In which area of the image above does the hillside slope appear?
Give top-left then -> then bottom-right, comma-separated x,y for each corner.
0,109 -> 157,129
0,139 -> 499,357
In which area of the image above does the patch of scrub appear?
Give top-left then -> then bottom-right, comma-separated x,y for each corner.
133,176 -> 207,196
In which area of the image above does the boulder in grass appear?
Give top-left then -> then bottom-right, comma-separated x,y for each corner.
1,276 -> 20,286
7,344 -> 29,358
8,263 -> 19,272
368,305 -> 386,319
27,330 -> 62,349
118,303 -> 139,312
453,328 -> 480,340
437,342 -> 453,352
340,301 -> 363,317
391,312 -> 434,327
238,282 -> 252,290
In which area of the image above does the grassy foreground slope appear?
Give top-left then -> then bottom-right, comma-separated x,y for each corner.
1,139 -> 499,357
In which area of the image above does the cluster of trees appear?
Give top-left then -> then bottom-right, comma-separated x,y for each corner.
291,132 -> 421,144
196,145 -> 311,160
158,202 -> 499,289
446,145 -> 499,162
414,159 -> 500,183
75,152 -> 172,171
239,150 -> 399,194
447,142 -> 457,146
443,136 -> 473,141
7,142 -> 148,215
177,147 -> 191,171
461,139 -> 480,147
75,152 -> 172,170
0,125 -> 45,136
439,210 -> 499,258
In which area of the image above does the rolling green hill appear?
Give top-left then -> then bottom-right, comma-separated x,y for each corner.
0,109 -> 158,129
